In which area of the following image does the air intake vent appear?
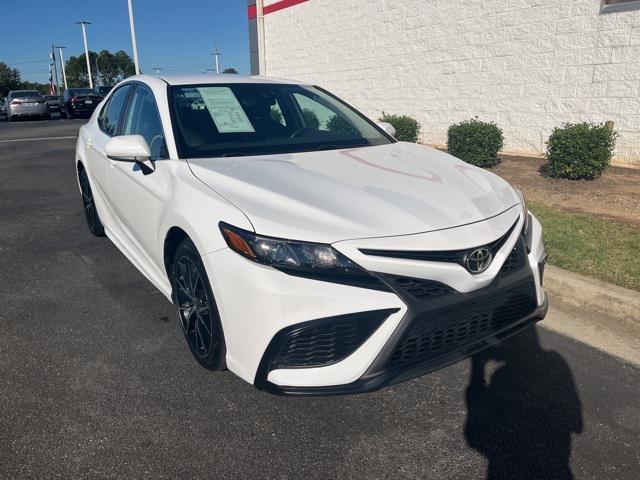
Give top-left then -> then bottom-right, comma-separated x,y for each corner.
270,309 -> 398,369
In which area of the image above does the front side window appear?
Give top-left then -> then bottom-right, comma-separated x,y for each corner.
98,84 -> 132,136
122,85 -> 167,159
169,83 -> 392,158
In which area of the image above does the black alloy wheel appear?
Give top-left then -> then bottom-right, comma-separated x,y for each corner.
78,169 -> 105,237
172,239 -> 226,370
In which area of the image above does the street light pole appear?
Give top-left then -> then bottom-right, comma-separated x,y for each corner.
127,0 -> 141,75
212,41 -> 220,74
75,21 -> 93,89
50,44 -> 60,95
55,46 -> 68,90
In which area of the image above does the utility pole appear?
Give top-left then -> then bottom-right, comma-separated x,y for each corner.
75,21 -> 93,88
50,44 -> 60,95
127,0 -> 141,74
212,42 -> 221,74
55,46 -> 68,90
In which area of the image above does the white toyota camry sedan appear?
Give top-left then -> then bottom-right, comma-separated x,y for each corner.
75,74 -> 548,395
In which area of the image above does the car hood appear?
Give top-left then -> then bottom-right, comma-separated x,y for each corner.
187,142 -> 520,243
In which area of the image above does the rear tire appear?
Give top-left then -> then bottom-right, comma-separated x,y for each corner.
78,168 -> 105,237
171,239 -> 227,371
7,115 -> 13,122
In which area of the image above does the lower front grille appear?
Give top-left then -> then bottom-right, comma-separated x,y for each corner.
388,280 -> 537,368
270,309 -> 398,369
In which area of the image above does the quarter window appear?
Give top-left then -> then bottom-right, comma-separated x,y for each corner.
122,85 -> 167,159
98,84 -> 132,136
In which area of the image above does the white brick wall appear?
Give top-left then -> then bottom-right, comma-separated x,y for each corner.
262,0 -> 640,165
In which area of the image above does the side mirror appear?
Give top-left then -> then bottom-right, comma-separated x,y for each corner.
377,121 -> 396,138
105,135 -> 151,162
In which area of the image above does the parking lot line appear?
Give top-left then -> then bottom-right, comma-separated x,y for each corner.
0,136 -> 76,144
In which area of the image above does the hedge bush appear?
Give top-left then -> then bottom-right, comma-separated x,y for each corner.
545,122 -> 617,180
327,115 -> 358,135
302,108 -> 320,129
447,118 -> 504,168
379,112 -> 420,142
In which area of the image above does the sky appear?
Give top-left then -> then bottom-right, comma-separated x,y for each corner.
1,0 -> 250,83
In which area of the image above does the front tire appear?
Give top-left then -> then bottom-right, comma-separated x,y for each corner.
171,239 -> 227,371
78,168 -> 105,237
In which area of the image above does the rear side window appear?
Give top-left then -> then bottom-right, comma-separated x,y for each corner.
98,84 -> 132,136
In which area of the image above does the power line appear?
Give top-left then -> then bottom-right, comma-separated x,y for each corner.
2,59 -> 50,65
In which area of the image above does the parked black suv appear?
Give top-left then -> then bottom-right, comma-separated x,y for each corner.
62,88 -> 103,119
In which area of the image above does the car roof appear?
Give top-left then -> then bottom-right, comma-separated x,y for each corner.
148,73 -> 309,86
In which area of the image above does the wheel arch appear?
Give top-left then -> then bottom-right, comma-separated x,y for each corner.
163,226 -> 190,282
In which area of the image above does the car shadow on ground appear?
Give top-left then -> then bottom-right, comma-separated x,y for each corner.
464,326 -> 583,480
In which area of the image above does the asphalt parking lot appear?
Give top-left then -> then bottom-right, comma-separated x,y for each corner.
1,119 -> 638,479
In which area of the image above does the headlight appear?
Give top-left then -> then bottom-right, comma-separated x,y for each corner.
515,189 -> 533,252
219,222 -> 388,291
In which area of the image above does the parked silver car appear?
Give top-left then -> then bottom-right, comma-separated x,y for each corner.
5,90 -> 50,121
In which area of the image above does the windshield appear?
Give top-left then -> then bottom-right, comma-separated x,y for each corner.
169,83 -> 393,158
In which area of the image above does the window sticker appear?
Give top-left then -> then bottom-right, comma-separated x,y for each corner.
198,87 -> 255,133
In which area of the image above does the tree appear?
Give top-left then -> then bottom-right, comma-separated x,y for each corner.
20,81 -> 49,94
64,50 -> 136,88
0,62 -> 21,96
222,67 -> 238,74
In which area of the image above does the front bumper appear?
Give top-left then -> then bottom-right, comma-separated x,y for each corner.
260,273 -> 547,396
204,208 -> 547,395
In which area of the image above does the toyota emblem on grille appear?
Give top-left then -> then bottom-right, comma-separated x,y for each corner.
466,248 -> 492,274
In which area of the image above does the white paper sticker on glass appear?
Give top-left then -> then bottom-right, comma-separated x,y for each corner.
198,87 -> 255,133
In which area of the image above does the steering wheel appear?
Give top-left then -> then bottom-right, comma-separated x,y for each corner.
149,135 -> 164,156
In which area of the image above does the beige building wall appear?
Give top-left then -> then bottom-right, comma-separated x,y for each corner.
257,0 -> 640,165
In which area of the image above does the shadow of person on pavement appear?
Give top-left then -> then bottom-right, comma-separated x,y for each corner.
464,326 -> 583,480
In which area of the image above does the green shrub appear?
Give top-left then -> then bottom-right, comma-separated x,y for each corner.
379,112 -> 420,142
327,115 -> 358,136
302,108 -> 320,129
447,118 -> 504,168
545,122 -> 617,180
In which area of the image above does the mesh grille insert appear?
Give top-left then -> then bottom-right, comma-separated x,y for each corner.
392,277 -> 456,299
388,280 -> 537,368
271,310 -> 396,369
499,240 -> 525,276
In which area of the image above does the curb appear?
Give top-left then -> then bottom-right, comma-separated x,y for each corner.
544,265 -> 640,323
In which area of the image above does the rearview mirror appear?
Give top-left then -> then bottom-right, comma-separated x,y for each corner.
105,135 -> 151,162
377,121 -> 396,138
